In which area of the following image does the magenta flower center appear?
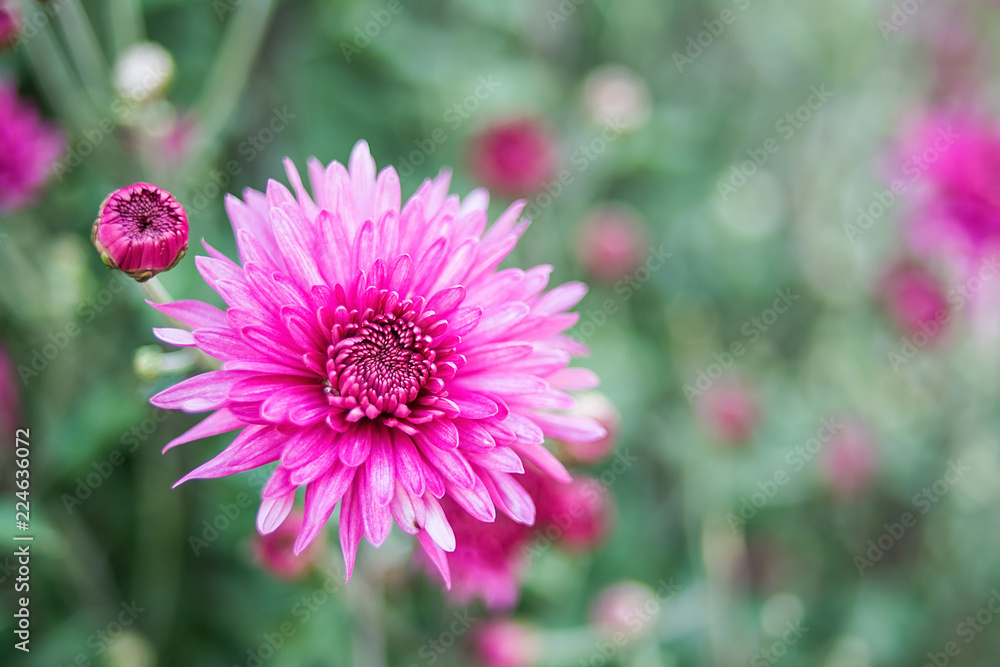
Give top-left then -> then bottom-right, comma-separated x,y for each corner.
111,187 -> 184,238
325,294 -> 440,421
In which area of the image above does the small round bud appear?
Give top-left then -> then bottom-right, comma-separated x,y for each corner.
92,182 -> 188,282
113,42 -> 175,102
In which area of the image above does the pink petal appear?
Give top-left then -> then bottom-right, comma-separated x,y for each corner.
257,491 -> 296,535
417,531 -> 451,589
162,408 -> 245,453
151,371 -> 248,412
294,463 -> 356,554
147,299 -> 228,330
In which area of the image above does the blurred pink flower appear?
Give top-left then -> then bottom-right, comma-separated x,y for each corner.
533,475 -> 613,551
0,80 -> 62,212
469,118 -> 555,196
0,345 -> 20,434
472,620 -> 540,667
589,581 -> 657,638
149,141 -> 605,584
904,115 -> 1000,269
695,378 -> 760,445
430,471 -> 611,608
823,421 -> 878,499
432,496 -> 532,609
0,2 -> 19,48
576,204 -> 648,283
92,182 -> 189,282
878,260 -> 949,340
555,391 -> 619,465
252,509 -> 323,580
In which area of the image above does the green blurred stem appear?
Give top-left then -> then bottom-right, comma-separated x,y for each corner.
17,0 -> 100,132
183,0 -> 277,176
348,559 -> 387,667
55,0 -> 112,109
107,0 -> 145,56
139,276 -> 174,304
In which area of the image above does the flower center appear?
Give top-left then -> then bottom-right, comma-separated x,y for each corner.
327,309 -> 435,420
112,187 -> 183,238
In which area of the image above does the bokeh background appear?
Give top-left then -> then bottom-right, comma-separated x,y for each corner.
3,0 -> 1000,665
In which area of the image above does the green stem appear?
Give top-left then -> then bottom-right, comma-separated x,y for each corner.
107,0 -> 145,57
182,0 -> 277,177
55,0 -> 112,109
139,276 -> 175,304
17,0 -> 100,132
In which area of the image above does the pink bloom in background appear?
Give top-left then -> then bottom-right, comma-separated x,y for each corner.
92,182 -> 189,282
150,141 -> 605,584
695,378 -> 760,445
469,118 -> 555,196
432,496 -> 532,609
904,115 -> 1000,269
0,2 -> 19,48
877,260 -> 949,339
252,509 -> 323,580
429,468 -> 612,607
0,80 -> 62,212
555,391 -> 619,465
823,420 -> 878,500
576,204 -> 648,283
472,620 -> 541,667
0,345 -> 20,434
589,581 -> 657,638
532,475 -> 612,551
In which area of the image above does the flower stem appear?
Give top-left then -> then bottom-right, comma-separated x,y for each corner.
106,0 -> 145,57
138,276 -> 174,304
182,0 -> 277,178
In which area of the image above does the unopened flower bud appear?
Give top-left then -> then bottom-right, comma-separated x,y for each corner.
113,42 -> 175,102
92,182 -> 188,282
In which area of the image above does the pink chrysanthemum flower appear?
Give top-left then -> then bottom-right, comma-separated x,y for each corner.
150,141 -> 605,583
0,80 -> 63,212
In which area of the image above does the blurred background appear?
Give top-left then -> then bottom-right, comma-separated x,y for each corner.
3,0 -> 1000,665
